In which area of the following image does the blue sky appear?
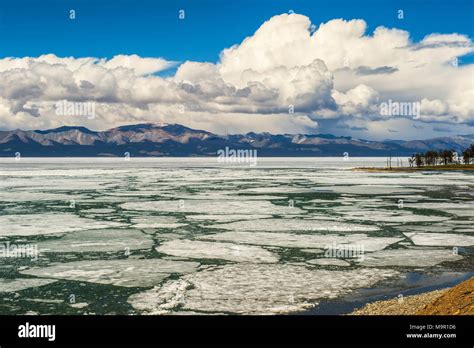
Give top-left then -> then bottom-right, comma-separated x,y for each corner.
1,0 -> 473,64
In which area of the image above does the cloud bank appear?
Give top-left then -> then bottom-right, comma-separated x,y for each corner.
0,13 -> 473,138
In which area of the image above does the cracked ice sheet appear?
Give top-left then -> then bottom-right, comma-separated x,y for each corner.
156,239 -> 278,263
406,202 -> 474,210
313,185 -> 422,195
332,207 -> 449,223
398,225 -> 454,233
158,193 -> 287,201
356,248 -> 462,267
121,200 -> 302,215
404,233 -> 474,247
186,214 -> 273,222
237,186 -> 314,194
127,264 -> 399,314
307,258 -> 351,267
131,216 -> 187,229
0,214 -> 127,237
80,208 -> 116,214
0,191 -> 81,202
199,232 -> 401,252
308,175 -> 472,187
36,229 -> 154,253
0,169 -> 130,177
204,219 -> 379,232
20,259 -> 199,287
5,179 -> 122,191
453,228 -> 474,233
406,202 -> 474,218
0,278 -> 57,292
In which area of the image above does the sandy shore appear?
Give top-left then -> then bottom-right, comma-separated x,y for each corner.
349,277 -> 474,315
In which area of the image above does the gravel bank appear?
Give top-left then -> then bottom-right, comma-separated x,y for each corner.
349,277 -> 473,315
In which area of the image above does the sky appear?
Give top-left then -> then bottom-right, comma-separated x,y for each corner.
0,0 -> 473,140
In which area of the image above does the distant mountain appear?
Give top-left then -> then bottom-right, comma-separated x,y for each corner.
0,123 -> 472,157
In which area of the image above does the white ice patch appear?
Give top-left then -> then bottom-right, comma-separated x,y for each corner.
128,264 -> 399,314
131,216 -> 187,229
406,202 -> 474,218
199,232 -> 401,252
404,232 -> 474,247
80,208 -> 116,214
186,214 -> 273,222
0,191 -> 79,202
332,206 -> 449,223
121,200 -> 302,215
157,239 -> 278,263
204,219 -> 379,232
453,229 -> 474,233
313,185 -> 422,195
406,202 -> 474,210
20,259 -> 199,287
0,214 -> 126,236
128,279 -> 190,315
442,210 -> 474,217
0,278 -> 57,292
238,186 -> 314,194
307,258 -> 351,267
36,229 -> 154,253
158,193 -> 286,201
357,248 -> 462,267
397,224 -> 454,233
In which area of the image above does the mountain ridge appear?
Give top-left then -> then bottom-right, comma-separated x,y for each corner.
0,123 -> 472,157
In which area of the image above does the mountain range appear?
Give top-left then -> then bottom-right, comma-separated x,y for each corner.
0,123 -> 473,157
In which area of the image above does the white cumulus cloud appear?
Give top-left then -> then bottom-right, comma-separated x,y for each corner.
0,13 -> 473,138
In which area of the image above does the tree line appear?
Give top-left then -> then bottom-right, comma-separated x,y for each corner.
408,144 -> 474,167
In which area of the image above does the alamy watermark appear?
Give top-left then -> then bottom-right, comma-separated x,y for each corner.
18,322 -> 55,342
55,99 -> 95,119
380,99 -> 420,119
217,147 -> 258,167
0,242 -> 38,261
324,243 -> 365,261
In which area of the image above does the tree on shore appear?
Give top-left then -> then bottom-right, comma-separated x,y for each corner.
439,150 -> 454,165
415,153 -> 423,167
411,146 -> 473,167
425,150 -> 438,166
462,144 -> 474,164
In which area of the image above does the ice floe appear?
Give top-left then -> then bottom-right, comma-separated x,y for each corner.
307,258 -> 351,267
186,214 -> 273,222
0,278 -> 57,292
80,208 -> 116,214
204,219 -> 379,232
0,214 -> 126,236
404,232 -> 474,247
0,191 -> 79,202
199,232 -> 401,251
238,186 -> 314,194
130,216 -> 187,229
312,185 -> 422,195
21,259 -> 199,287
122,200 -> 303,215
128,264 -> 399,314
356,248 -> 462,267
36,229 -> 154,253
156,239 -> 278,263
332,207 -> 449,223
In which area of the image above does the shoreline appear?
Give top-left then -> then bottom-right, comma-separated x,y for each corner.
353,164 -> 474,172
348,276 -> 473,315
300,271 -> 473,316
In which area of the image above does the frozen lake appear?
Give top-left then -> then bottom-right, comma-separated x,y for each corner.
0,158 -> 473,314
